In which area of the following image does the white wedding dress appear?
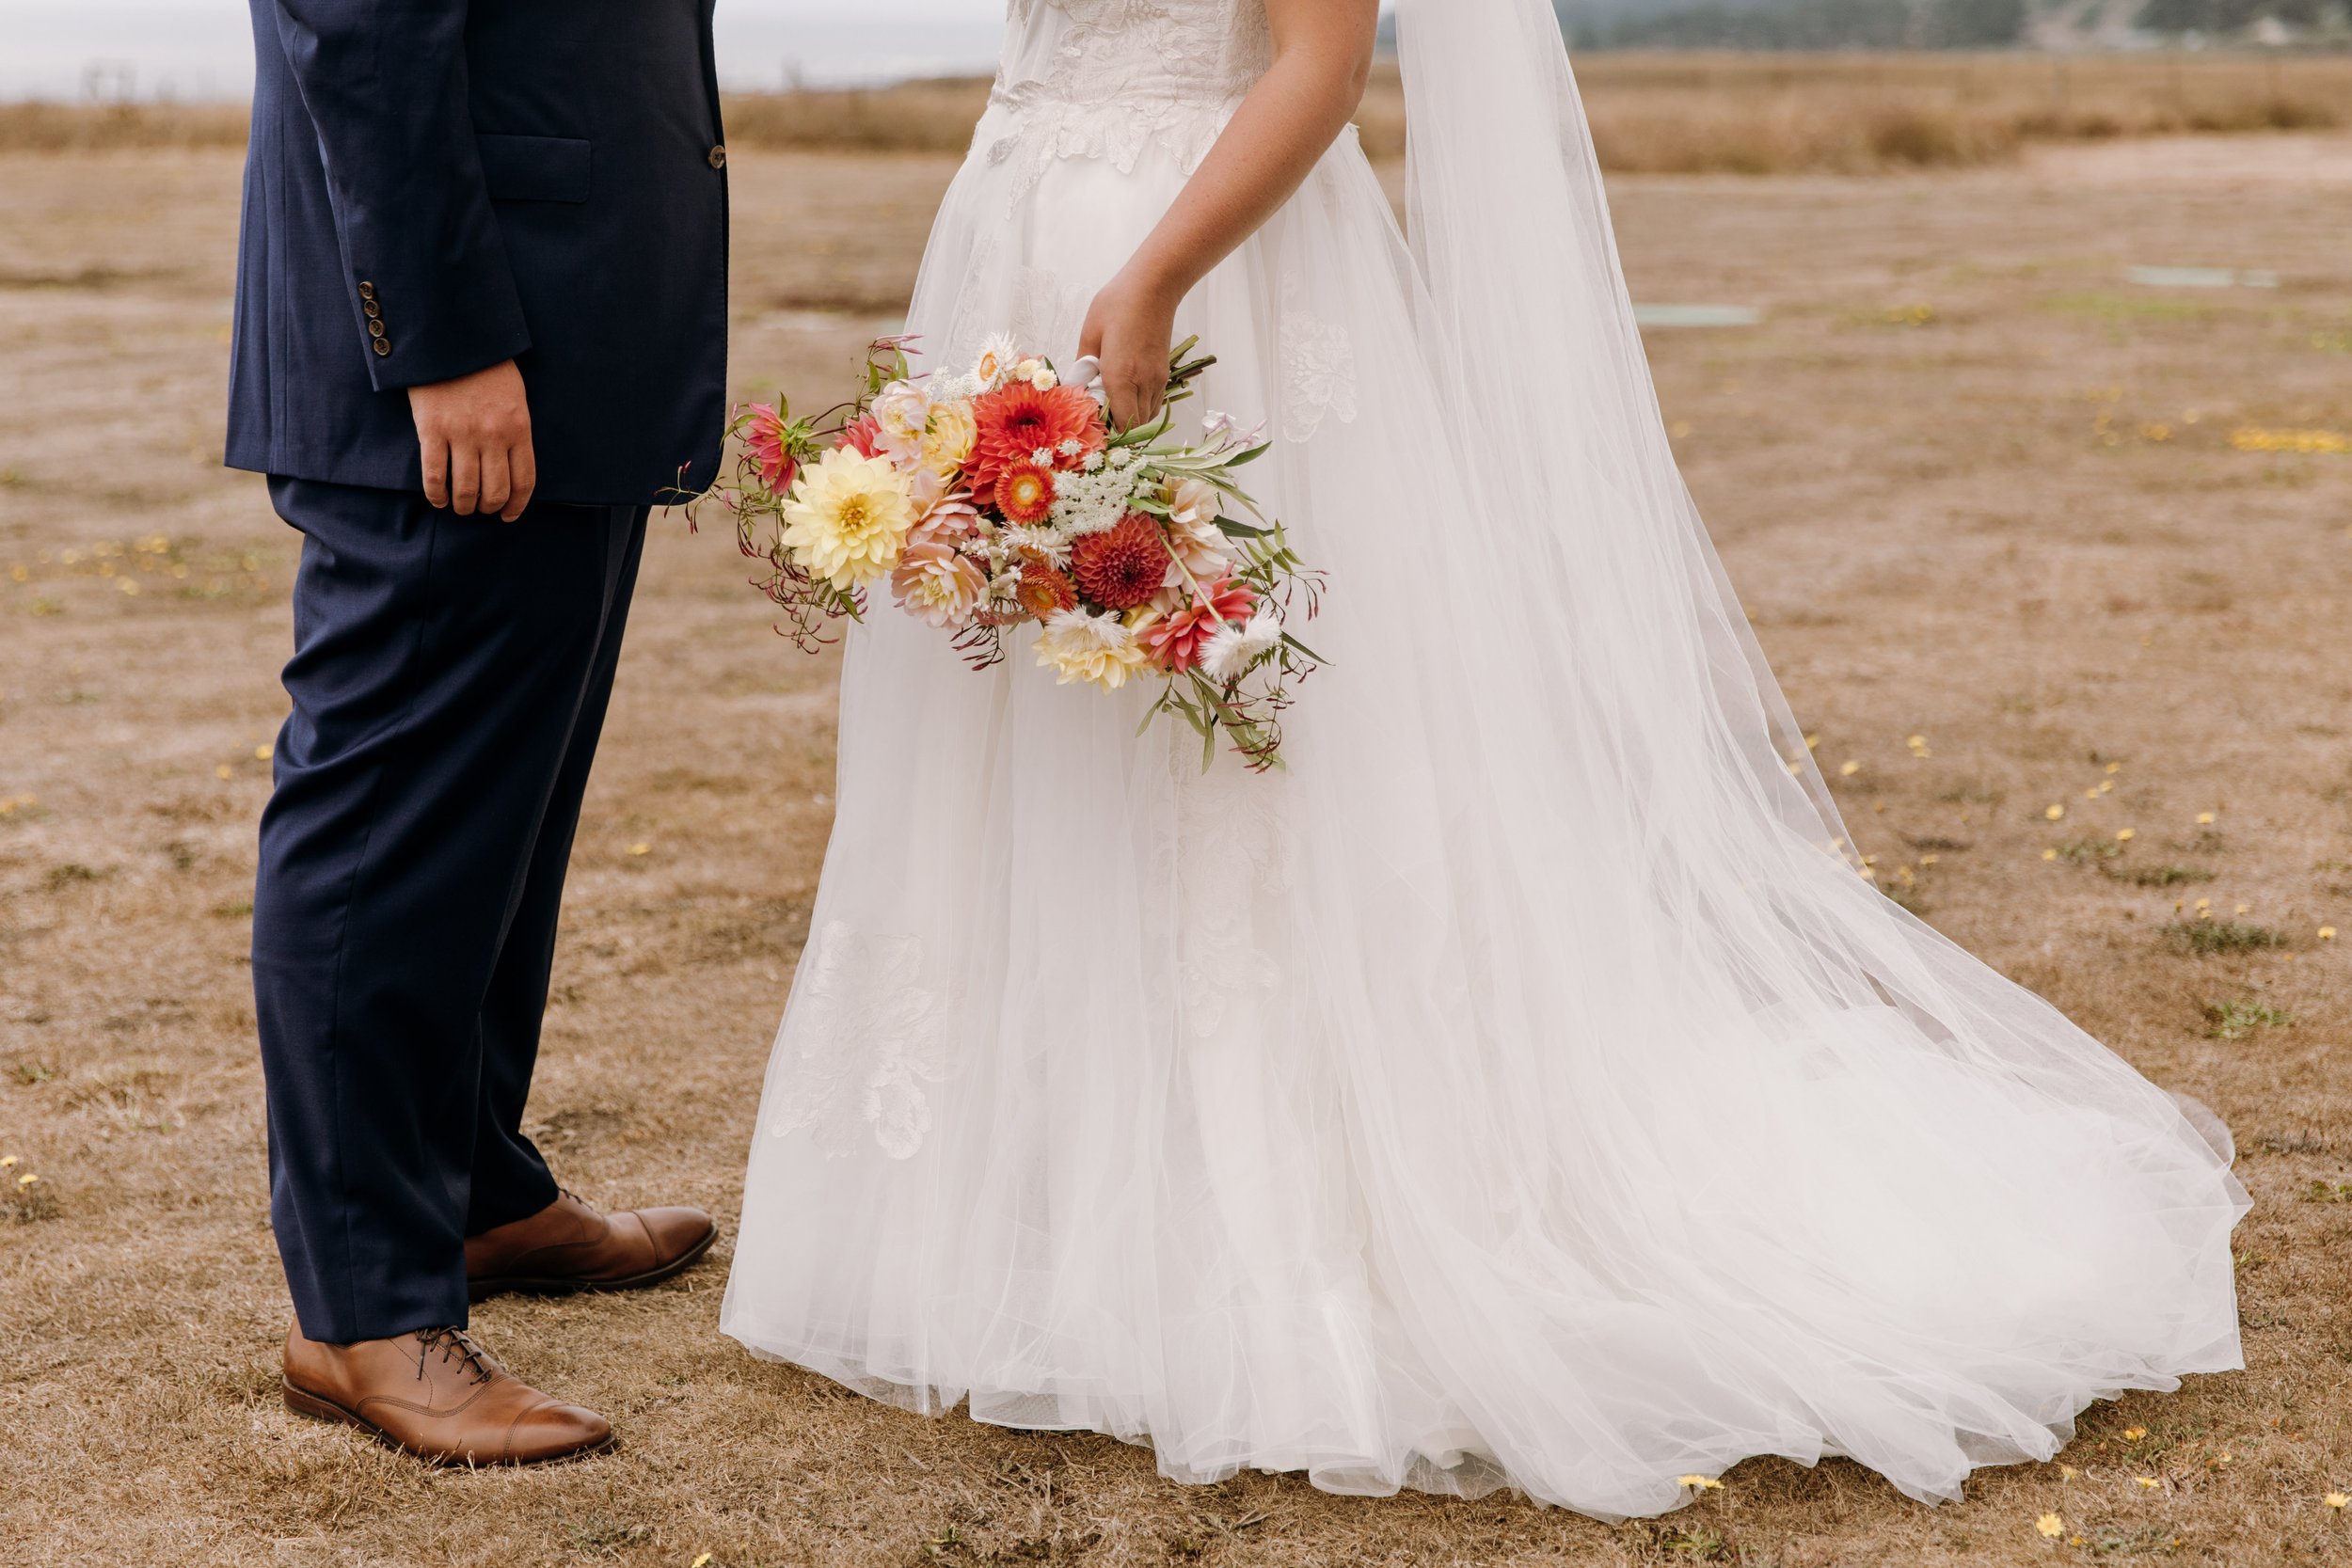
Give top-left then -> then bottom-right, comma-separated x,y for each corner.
721,0 -> 2247,1519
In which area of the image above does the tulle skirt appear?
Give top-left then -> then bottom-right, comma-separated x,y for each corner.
719,110 -> 2247,1519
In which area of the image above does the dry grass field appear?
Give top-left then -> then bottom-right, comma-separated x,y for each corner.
11,50 -> 2352,172
4,116 -> 2352,1568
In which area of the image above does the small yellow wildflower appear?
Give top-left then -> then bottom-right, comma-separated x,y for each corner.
2234,903 -> 2250,915
2083,787 -> 2100,800
216,764 -> 232,780
0,1155 -> 16,1168
1676,1474 -> 1724,1490
2135,1476 -> 2159,1489
627,843 -> 651,857
2106,762 -> 2122,774
2116,828 -> 2136,842
2123,1427 -> 2148,1441
2059,1464 -> 2078,1481
692,1556 -> 715,1568
1839,760 -> 1861,777
2043,848 -> 2059,862
16,1172 -> 36,1188
2045,804 -> 2065,821
2197,812 -> 2216,825
2326,1492 -> 2349,1510
2321,927 -> 2337,942
2036,1513 -> 2065,1539
254,743 -> 274,761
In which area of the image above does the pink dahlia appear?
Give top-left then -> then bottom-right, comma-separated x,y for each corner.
836,413 -> 884,459
1141,578 -> 1257,673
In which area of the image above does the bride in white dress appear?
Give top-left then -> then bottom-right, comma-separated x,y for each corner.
721,0 -> 2247,1519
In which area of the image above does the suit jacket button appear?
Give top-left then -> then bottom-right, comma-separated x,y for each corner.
358,280 -> 376,300
363,299 -> 381,319
707,144 -> 726,169
372,337 -> 392,356
367,318 -> 386,339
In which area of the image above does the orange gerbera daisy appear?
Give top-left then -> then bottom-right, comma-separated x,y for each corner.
994,463 -> 1056,525
1013,560 -> 1080,620
968,381 -> 1104,497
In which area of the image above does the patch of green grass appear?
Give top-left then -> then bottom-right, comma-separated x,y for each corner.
2302,1180 -> 2352,1205
2203,999 -> 2296,1040
2054,838 -> 2122,863
44,863 -> 105,891
2166,920 -> 2282,956
2041,292 -> 2213,325
2106,863 -> 2217,887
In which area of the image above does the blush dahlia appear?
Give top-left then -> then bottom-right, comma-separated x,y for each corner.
1071,514 -> 1174,612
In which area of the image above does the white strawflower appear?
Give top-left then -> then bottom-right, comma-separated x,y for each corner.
1200,610 -> 1281,683
971,333 -> 1020,389
999,525 -> 1070,567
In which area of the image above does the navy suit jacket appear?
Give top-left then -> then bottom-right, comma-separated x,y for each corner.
228,0 -> 729,507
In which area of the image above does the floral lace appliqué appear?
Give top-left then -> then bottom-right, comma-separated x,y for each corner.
766,921 -> 949,1160
1279,280 -> 1359,444
984,0 -> 1271,195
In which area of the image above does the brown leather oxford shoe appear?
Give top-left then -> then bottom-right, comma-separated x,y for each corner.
282,1322 -> 613,1465
466,1188 -> 718,1302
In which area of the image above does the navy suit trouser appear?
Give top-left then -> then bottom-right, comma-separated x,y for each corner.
252,475 -> 646,1343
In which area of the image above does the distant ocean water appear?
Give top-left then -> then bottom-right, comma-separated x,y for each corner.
0,1 -> 1009,102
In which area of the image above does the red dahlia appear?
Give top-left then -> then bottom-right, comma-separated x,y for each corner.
1070,514 -> 1172,612
968,382 -> 1105,497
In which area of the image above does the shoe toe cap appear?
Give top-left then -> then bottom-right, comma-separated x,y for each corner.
637,1204 -> 717,1263
510,1400 -> 613,1462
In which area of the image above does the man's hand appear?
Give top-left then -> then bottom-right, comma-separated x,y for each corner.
408,359 -> 535,519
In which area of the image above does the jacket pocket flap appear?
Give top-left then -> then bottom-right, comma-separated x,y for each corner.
477,135 -> 592,204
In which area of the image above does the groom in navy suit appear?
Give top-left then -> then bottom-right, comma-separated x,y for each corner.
230,0 -> 730,1464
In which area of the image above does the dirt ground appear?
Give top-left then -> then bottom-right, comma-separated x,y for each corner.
2,132 -> 2349,1568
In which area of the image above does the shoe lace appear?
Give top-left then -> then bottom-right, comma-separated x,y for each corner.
412,1326 -> 496,1386
557,1183 -> 602,1215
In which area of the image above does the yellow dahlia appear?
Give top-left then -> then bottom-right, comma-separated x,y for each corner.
780,449 -> 917,589
1034,608 -> 1151,691
921,398 -> 978,478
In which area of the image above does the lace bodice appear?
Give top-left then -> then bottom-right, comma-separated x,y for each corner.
983,0 -> 1272,184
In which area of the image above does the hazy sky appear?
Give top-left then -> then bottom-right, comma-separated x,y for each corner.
0,1 -> 1015,100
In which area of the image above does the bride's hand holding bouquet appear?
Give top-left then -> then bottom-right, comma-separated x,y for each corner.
707,333 -> 1323,770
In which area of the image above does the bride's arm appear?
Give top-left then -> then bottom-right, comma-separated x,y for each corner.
1078,0 -> 1380,430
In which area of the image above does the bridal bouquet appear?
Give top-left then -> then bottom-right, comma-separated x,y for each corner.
710,336 -> 1322,770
